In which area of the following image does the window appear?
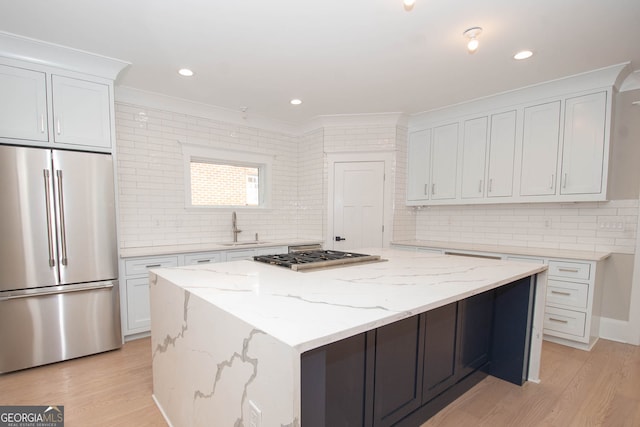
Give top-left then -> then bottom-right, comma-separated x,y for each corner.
182,144 -> 271,208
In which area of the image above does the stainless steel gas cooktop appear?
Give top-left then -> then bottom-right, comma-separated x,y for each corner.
253,250 -> 383,272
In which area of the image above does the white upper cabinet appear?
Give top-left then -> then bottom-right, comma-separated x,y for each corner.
430,123 -> 458,200
407,124 -> 458,203
461,117 -> 488,199
520,101 -> 561,196
0,64 -> 48,142
560,92 -> 607,195
52,75 -> 111,149
486,110 -> 516,198
407,130 -> 432,202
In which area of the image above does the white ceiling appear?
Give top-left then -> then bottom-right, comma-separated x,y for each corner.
1,0 -> 639,126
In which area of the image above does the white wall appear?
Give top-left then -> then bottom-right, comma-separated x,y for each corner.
115,102 -> 300,248
415,200 -> 638,254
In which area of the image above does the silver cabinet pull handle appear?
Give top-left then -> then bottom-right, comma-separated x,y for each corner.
558,267 -> 579,273
562,172 -> 568,189
56,170 -> 68,266
431,183 -> 435,195
478,179 -> 483,193
424,183 -> 428,196
197,259 -> 212,263
549,174 -> 555,190
551,290 -> 572,296
145,264 -> 162,268
43,169 -> 56,268
56,118 -> 61,135
549,318 -> 569,324
40,114 -> 46,133
488,178 -> 493,192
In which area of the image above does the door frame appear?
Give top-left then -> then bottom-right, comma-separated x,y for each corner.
326,151 -> 394,250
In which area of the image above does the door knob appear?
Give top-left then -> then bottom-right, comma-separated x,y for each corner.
335,236 -> 346,241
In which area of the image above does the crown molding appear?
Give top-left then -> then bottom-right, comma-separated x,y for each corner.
0,31 -> 129,81
115,86 -> 300,135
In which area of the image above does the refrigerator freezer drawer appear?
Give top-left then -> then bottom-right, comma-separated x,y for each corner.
0,281 -> 122,373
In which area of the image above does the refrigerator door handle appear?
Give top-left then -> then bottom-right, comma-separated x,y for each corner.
0,282 -> 114,302
43,169 -> 56,268
56,170 -> 68,266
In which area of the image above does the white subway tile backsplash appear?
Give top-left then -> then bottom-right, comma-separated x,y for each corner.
415,200 -> 639,254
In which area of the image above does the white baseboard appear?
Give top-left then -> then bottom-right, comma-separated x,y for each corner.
599,317 -> 634,344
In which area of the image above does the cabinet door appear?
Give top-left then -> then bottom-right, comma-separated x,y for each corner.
456,291 -> 494,380
126,277 -> 151,331
301,333 -> 369,427
487,110 -> 516,198
52,75 -> 111,148
407,130 -> 431,202
422,302 -> 457,403
560,92 -> 607,195
520,101 -> 561,196
461,117 -> 488,199
373,315 -> 424,427
431,123 -> 458,200
0,64 -> 48,141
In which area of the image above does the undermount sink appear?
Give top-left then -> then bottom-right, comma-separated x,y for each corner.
220,241 -> 271,247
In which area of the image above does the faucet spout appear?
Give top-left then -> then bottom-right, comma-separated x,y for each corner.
232,211 -> 242,242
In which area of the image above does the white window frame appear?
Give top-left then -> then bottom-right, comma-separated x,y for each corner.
181,143 -> 273,209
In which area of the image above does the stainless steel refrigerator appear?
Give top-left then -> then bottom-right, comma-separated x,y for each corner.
0,145 -> 121,373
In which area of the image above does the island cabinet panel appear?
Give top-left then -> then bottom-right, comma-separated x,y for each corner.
422,303 -> 458,403
301,332 -> 371,427
300,275 -> 537,426
490,277 -> 535,385
455,291 -> 494,380
373,315 -> 425,427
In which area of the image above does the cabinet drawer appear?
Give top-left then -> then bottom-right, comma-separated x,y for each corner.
226,250 -> 255,262
184,252 -> 224,265
547,280 -> 588,309
548,260 -> 590,280
543,307 -> 586,337
125,256 -> 179,276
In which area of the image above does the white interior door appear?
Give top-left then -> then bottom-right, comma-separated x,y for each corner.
333,161 -> 385,251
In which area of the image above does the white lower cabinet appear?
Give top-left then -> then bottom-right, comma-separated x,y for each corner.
120,245 -> 289,338
122,255 -> 179,336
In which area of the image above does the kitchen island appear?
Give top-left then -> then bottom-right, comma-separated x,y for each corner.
149,248 -> 547,427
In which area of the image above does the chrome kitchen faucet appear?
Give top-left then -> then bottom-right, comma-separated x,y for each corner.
232,211 -> 242,242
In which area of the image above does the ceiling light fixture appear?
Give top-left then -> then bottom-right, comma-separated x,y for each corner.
463,27 -> 482,54
178,68 -> 194,77
290,99 -> 302,105
403,0 -> 416,11
514,50 -> 534,60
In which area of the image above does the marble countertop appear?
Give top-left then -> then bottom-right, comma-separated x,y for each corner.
120,239 -> 322,258
151,248 -> 547,353
392,240 -> 611,262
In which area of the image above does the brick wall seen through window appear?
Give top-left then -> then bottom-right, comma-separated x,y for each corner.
190,161 -> 259,206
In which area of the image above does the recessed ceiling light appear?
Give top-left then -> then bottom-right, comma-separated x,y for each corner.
514,50 -> 534,60
178,68 -> 194,77
290,99 -> 303,105
403,0 -> 416,11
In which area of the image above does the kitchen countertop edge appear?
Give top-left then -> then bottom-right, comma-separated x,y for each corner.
392,240 -> 611,262
119,239 -> 323,258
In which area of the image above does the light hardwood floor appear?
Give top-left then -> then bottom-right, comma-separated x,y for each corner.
1,338 -> 639,426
